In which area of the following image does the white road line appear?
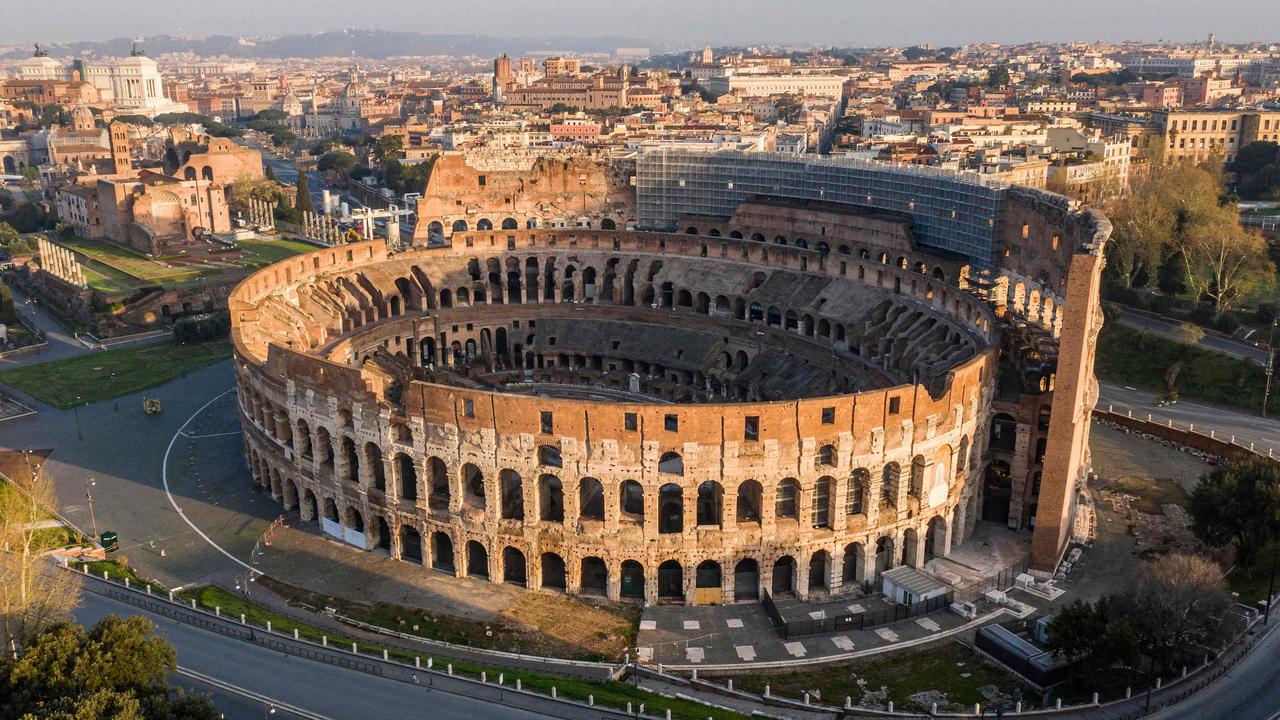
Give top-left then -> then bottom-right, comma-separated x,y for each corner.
180,430 -> 244,439
161,389 -> 255,573
177,666 -> 332,720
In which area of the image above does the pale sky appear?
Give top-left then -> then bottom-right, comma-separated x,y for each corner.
2,0 -> 1277,48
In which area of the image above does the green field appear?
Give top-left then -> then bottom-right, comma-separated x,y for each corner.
0,338 -> 232,408
231,236 -> 316,268
59,236 -> 203,285
1095,321 -> 1276,414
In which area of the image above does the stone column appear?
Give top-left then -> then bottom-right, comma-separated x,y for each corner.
606,561 -> 621,601
389,520 -> 402,560
795,555 -> 811,601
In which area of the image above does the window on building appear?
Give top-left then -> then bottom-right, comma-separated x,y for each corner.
821,407 -> 835,424
664,414 -> 678,432
744,416 -> 759,441
888,397 -> 901,415
624,412 -> 637,431
540,411 -> 553,434
464,399 -> 474,418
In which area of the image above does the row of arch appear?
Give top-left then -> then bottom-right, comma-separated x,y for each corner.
254,457 -> 960,602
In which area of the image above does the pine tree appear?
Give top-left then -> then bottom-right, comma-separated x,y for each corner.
265,163 -> 276,182
295,170 -> 314,214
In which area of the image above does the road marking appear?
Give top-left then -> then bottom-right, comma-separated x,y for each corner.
162,389 -> 256,574
180,430 -> 244,439
177,666 -> 332,720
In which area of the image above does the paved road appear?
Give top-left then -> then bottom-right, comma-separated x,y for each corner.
1117,309 -> 1270,365
0,280 -> 89,369
1147,622 -> 1280,720
1098,381 -> 1280,457
74,588 -> 554,720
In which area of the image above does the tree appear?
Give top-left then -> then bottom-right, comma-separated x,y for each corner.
264,164 -> 276,182
225,174 -> 286,215
8,202 -> 48,234
986,64 -> 1011,88
373,134 -> 404,165
1105,178 -> 1174,288
0,615 -> 220,720
317,150 -> 356,173
1190,456 -> 1280,568
1176,206 -> 1273,318
0,468 -> 81,649
1123,554 -> 1231,673
1231,141 -> 1279,177
1046,596 -> 1140,684
295,170 -> 314,214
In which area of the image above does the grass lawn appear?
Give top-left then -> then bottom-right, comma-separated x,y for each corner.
231,236 -> 316,268
733,640 -> 1039,712
1095,321 -> 1276,414
58,236 -> 204,285
0,338 -> 232,409
1226,544 -> 1278,604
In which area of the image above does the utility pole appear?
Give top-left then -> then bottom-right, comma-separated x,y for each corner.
1265,319 -> 1277,417
85,477 -> 98,543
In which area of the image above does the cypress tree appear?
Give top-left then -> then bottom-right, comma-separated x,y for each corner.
295,170 -> 314,214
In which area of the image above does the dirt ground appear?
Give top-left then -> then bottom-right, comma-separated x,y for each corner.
499,592 -> 640,659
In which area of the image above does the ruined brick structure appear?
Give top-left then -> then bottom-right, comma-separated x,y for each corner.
231,155 -> 1107,605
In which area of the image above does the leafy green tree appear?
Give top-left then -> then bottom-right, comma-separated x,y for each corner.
0,188 -> 14,211
295,170 -> 314,214
1190,456 -> 1280,567
986,64 -> 1011,87
317,150 -> 356,173
1232,141 -> 1279,177
8,202 -> 48,233
264,164 -> 276,182
1046,596 -> 1140,684
373,134 -> 404,165
0,615 -> 220,720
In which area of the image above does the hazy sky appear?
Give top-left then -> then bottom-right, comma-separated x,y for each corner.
3,0 -> 1278,47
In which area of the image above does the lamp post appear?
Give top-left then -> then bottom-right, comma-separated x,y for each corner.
85,477 -> 98,544
72,394 -> 83,440
1264,319 -> 1277,418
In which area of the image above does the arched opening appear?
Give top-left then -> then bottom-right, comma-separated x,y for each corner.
847,469 -> 869,515
812,477 -> 832,528
400,525 -> 423,563
344,506 -> 364,533
428,457 -> 449,506
395,453 -> 417,501
316,427 -> 333,469
982,460 -> 1012,524
767,306 -> 782,326
462,463 -> 485,508
657,560 -> 683,600
539,474 -> 564,522
503,546 -> 527,585
695,560 -> 722,590
736,479 -> 762,523
775,478 -> 799,520
620,560 -> 645,599
875,536 -> 894,575
323,497 -> 339,522
540,552 -> 566,590
809,551 -> 830,591
432,532 -> 455,572
749,302 -> 764,322
341,437 -> 359,484
600,218 -> 616,230
842,542 -> 865,585
619,480 -> 644,521
989,413 -> 1017,451
882,462 -> 900,505
500,470 -> 524,520
659,483 -> 683,534
579,477 -> 604,520
696,481 -> 723,526
925,515 -> 948,560
374,517 -> 391,553
501,217 -> 518,230
817,444 -> 836,468
910,455 -> 926,498
467,541 -> 489,577
658,451 -> 683,475
303,490 -> 318,523
451,219 -> 468,232
580,557 -> 608,596
772,556 -> 796,595
734,559 -> 760,601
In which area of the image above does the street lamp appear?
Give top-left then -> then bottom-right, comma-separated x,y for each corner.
72,394 -> 83,440
85,477 -> 98,544
1264,319 -> 1277,418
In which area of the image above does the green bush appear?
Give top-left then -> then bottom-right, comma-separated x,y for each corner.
173,312 -> 230,342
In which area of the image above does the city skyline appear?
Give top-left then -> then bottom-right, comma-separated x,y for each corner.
3,0 -> 1280,49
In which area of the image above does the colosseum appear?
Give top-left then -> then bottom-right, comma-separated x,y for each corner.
230,148 -> 1108,606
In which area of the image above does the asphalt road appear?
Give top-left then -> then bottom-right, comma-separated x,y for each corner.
0,281 -> 89,369
1117,309 -> 1270,365
1098,380 -> 1280,457
75,589 -> 555,720
1147,623 -> 1280,720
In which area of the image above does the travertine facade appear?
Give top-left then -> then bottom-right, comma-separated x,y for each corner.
231,159 -> 1107,605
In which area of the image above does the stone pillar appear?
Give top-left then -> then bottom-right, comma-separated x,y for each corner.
796,555 -> 811,600
905,528 -> 926,569
490,547 -> 505,585
389,521 -> 402,560
606,561 -> 621,601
